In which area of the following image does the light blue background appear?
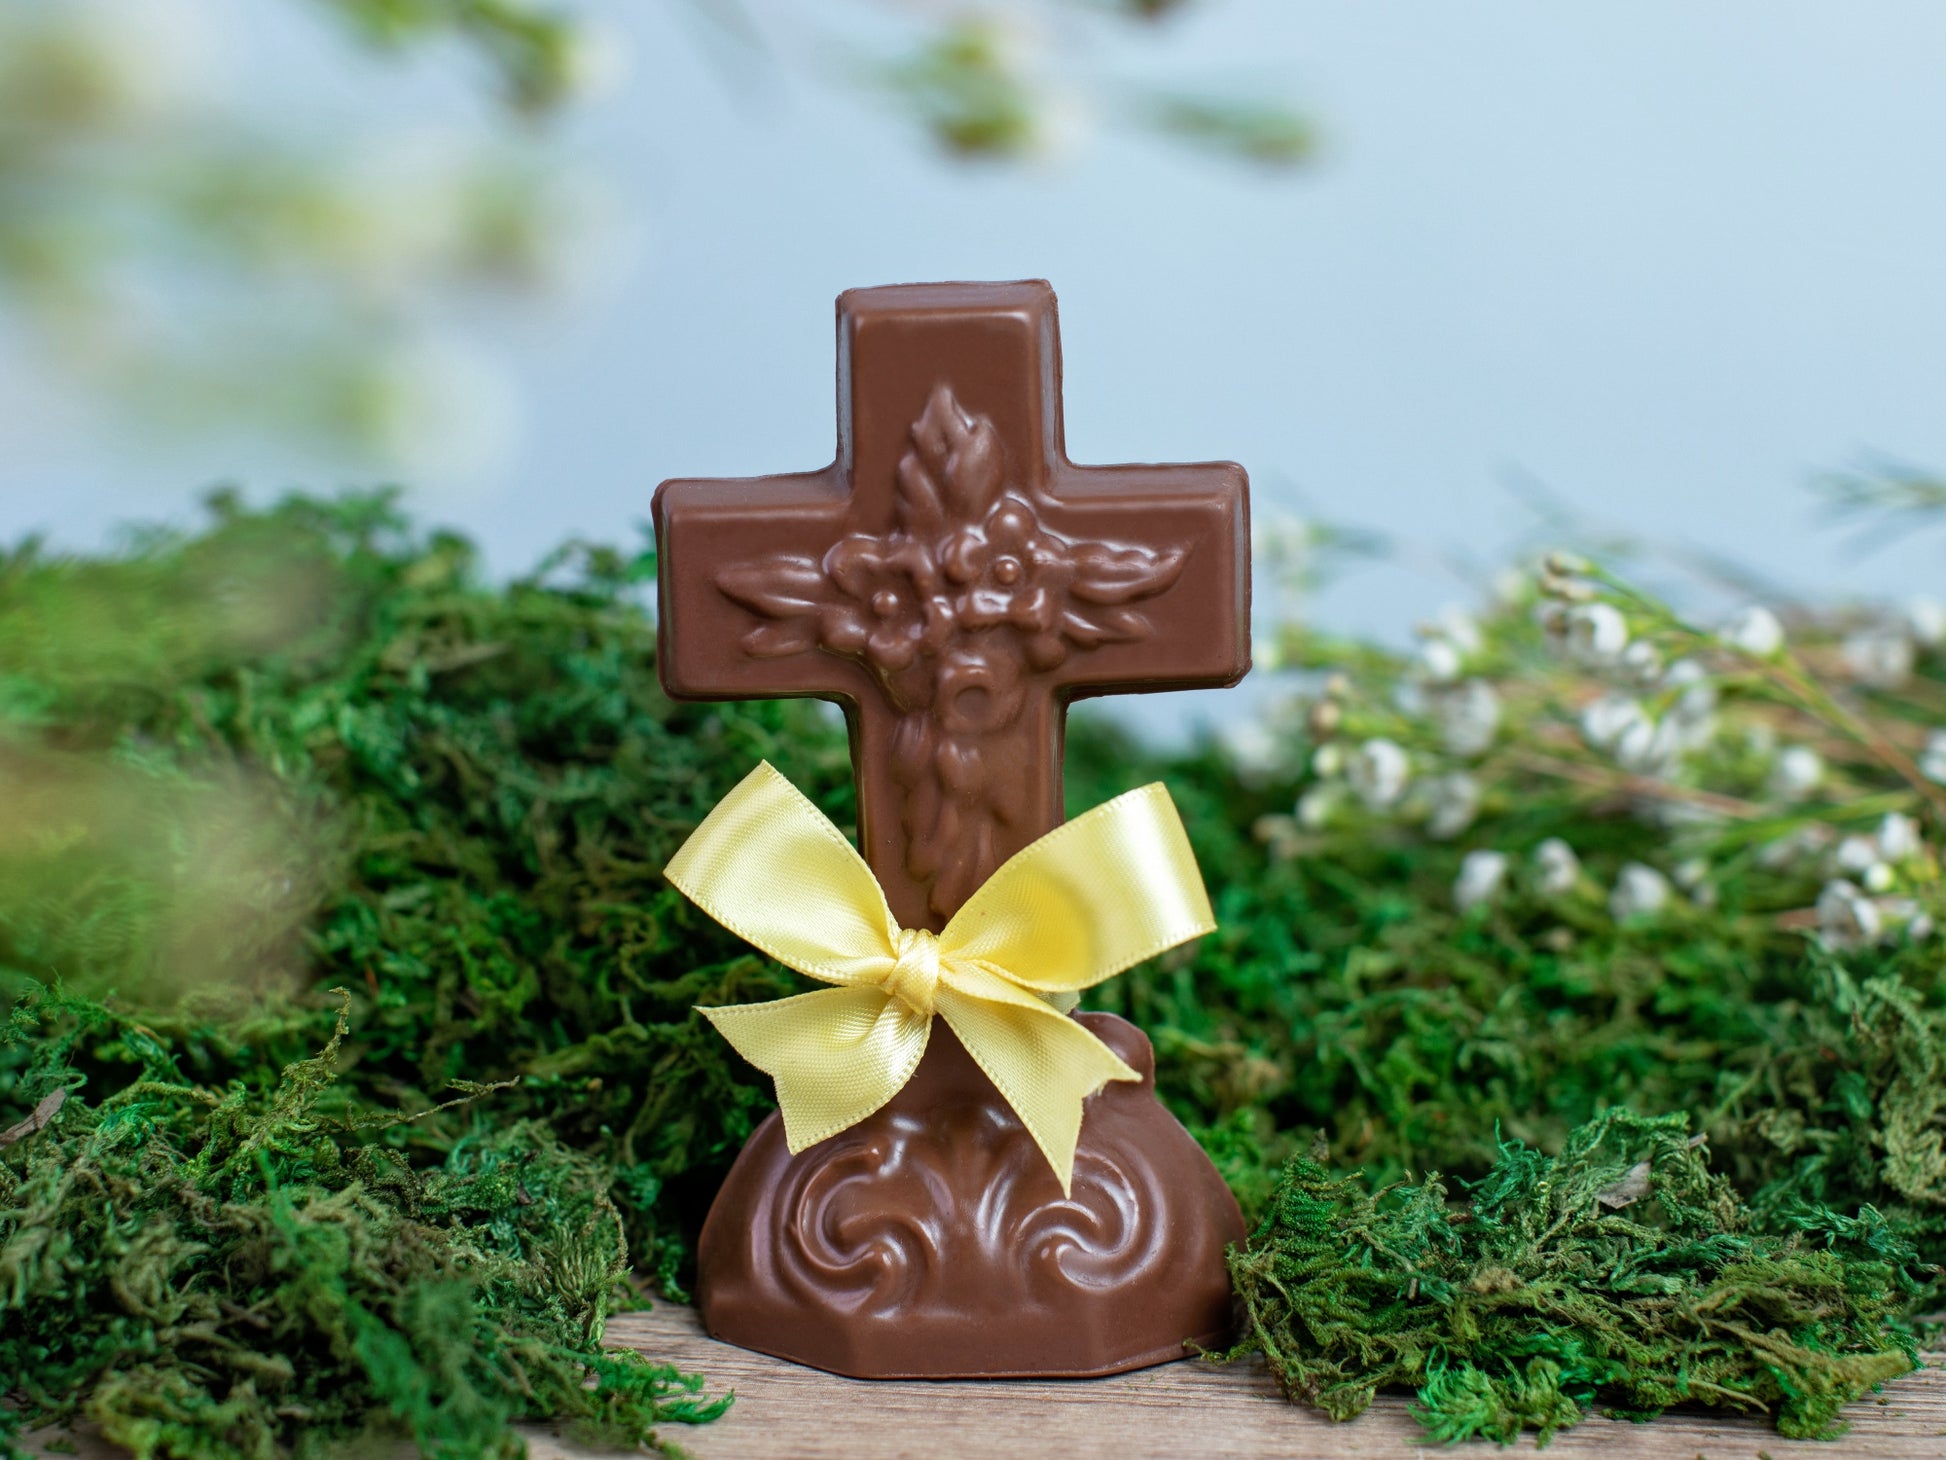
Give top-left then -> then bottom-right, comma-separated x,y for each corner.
9,2 -> 1946,735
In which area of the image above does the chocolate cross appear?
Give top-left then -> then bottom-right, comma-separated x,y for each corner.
654,281 -> 1248,930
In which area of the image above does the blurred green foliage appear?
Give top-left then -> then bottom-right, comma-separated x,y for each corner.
1,492 -> 1940,1452
0,0 -> 1307,476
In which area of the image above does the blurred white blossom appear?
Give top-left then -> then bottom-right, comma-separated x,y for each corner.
1218,718 -> 1282,782
1722,606 -> 1785,658
1905,596 -> 1946,650
1921,731 -> 1946,785
1532,838 -> 1581,896
1431,605 -> 1483,655
1757,823 -> 1835,870
1581,695 -> 1650,753
1564,603 -> 1629,664
1833,834 -> 1880,875
1841,624 -> 1914,689
1432,679 -> 1501,757
1817,879 -> 1881,950
1673,857 -> 1718,908
1619,639 -> 1663,685
1311,742 -> 1345,778
1659,659 -> 1719,750
1614,715 -> 1680,778
1877,811 -> 1922,862
1417,637 -> 1463,683
1609,862 -> 1670,920
1295,784 -> 1341,830
1422,772 -> 1480,840
1454,850 -> 1509,911
1348,738 -> 1410,810
1767,745 -> 1824,801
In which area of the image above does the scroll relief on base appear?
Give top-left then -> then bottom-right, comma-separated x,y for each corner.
715,383 -> 1189,917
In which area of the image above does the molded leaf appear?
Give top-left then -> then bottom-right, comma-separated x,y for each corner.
716,556 -> 834,620
741,621 -> 819,658
907,384 -> 1006,524
1069,544 -> 1187,606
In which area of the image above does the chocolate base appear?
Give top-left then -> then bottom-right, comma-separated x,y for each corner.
696,1011 -> 1245,1379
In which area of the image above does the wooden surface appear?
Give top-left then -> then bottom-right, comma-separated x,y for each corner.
533,1303 -> 1946,1460
24,1303 -> 1944,1458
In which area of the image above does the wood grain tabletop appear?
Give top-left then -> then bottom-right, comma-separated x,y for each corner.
528,1302 -> 1946,1460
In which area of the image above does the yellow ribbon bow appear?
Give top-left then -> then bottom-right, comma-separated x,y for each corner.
667,762 -> 1216,1194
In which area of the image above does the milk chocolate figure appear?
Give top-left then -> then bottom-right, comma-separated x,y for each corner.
654,281 -> 1250,1377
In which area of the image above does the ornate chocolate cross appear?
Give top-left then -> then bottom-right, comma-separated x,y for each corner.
654,281 -> 1248,929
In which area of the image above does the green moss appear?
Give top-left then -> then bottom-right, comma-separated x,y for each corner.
0,987 -> 726,1458
0,491 -> 1941,1452
1220,1110 -> 1924,1444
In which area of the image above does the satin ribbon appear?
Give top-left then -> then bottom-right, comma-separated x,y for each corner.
667,761 -> 1215,1194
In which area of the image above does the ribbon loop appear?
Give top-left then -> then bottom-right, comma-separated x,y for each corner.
673,762 -> 1216,1194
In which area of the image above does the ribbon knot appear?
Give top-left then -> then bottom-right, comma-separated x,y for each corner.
881,928 -> 941,1017
667,761 -> 1215,1194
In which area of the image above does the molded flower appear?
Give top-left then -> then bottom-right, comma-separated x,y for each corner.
819,535 -> 955,672
941,497 -> 1075,667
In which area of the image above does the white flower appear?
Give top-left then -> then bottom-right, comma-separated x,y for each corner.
1767,745 -> 1824,801
1423,772 -> 1480,840
1619,639 -> 1663,685
1912,913 -> 1936,942
1296,785 -> 1341,830
1817,879 -> 1881,950
1757,823 -> 1834,870
1672,859 -> 1718,907
1922,731 -> 1946,785
1432,605 -> 1483,655
1311,742 -> 1345,778
1863,861 -> 1896,894
1841,625 -> 1914,689
1581,695 -> 1650,753
1660,659 -> 1718,750
1348,738 -> 1410,810
1454,850 -> 1509,911
1877,811 -> 1922,863
1219,719 -> 1282,782
1722,605 -> 1785,658
1834,834 -> 1880,875
1433,680 -> 1501,757
1532,838 -> 1581,896
1564,603 -> 1629,664
1615,716 -> 1680,778
1906,596 -> 1946,649
1417,637 -> 1463,683
1609,862 -> 1670,920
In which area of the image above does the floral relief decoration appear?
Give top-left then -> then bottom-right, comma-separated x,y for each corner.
715,383 -> 1189,917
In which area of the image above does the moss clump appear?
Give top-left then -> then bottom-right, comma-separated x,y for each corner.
1223,1110 -> 1926,1444
0,490 -> 1942,1452
0,986 -> 726,1458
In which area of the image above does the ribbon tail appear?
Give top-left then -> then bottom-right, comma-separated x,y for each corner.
702,986 -> 931,1154
935,973 -> 1139,1197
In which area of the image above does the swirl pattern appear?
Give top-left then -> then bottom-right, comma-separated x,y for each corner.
697,1013 -> 1244,1378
